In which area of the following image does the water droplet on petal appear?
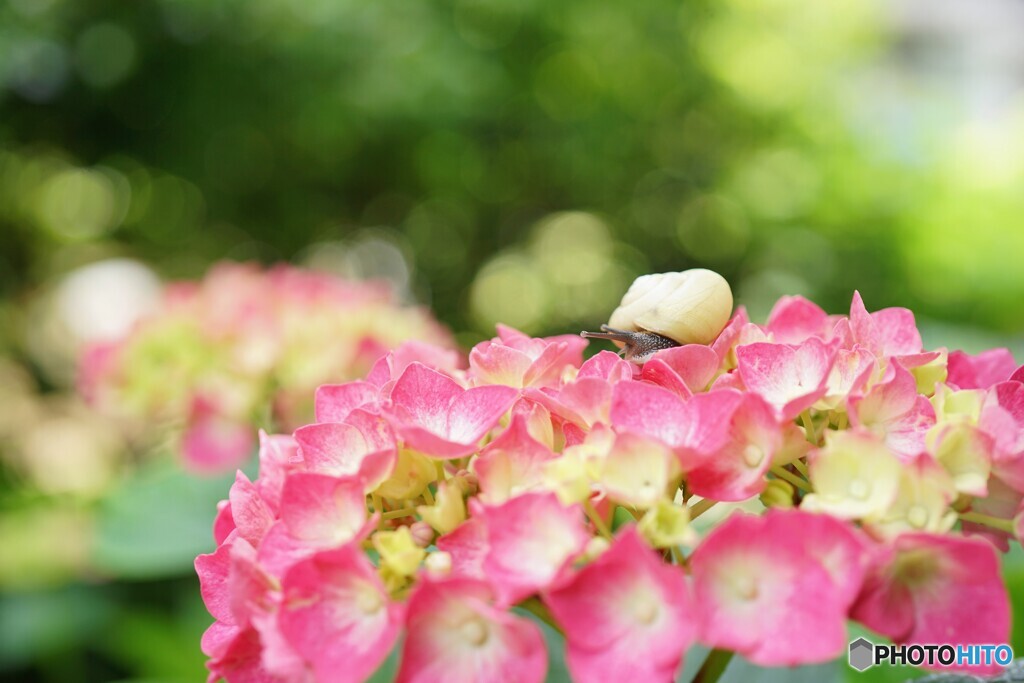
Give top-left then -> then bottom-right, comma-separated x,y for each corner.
460,617 -> 490,647
907,505 -> 929,529
356,586 -> 383,615
848,480 -> 869,500
742,444 -> 765,468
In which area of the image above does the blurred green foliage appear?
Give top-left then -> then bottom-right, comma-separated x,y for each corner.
2,0 -> 1022,344
2,0 -> 1024,681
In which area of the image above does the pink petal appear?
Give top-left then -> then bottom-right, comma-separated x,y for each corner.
577,350 -> 634,383
390,362 -> 463,434
477,492 -> 589,605
437,518 -> 488,580
476,414 -> 558,504
197,542 -> 234,625
182,412 -> 255,475
849,291 -> 880,355
228,538 -> 276,626
821,346 -> 877,405
205,626 -> 282,683
396,578 -> 546,683
251,610 -> 312,682
640,357 -> 694,399
395,425 -> 484,459
610,381 -> 691,451
229,472 -> 276,548
710,307 -> 751,364
468,341 -> 533,388
642,344 -> 719,398
735,338 -> 833,420
523,339 -> 583,388
690,510 -> 867,666
850,291 -> 924,358
526,377 -> 612,430
948,349 -> 1017,390
873,307 -> 924,357
293,422 -> 396,489
213,500 -> 235,546
852,533 -> 1010,674
279,473 -> 370,546
278,545 -> 402,683
545,527 -> 695,682
766,295 -> 828,344
687,393 -> 780,501
314,381 -> 379,423
849,364 -> 936,460
200,620 -> 238,660
446,385 -> 518,445
255,431 -> 302,511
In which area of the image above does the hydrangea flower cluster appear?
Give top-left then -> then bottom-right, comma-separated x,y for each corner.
196,293 -> 1021,682
79,262 -> 452,473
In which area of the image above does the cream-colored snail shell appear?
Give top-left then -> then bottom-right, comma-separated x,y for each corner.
607,269 -> 733,345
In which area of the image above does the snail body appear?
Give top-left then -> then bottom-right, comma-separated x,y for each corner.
581,269 -> 733,363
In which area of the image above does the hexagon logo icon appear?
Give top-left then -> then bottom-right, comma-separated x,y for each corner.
848,637 -> 874,672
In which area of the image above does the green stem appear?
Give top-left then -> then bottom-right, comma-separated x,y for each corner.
381,506 -> 418,520
800,409 -> 817,445
688,498 -> 717,520
959,511 -> 1015,534
693,648 -> 734,683
770,466 -> 810,492
791,458 -> 809,480
519,597 -> 563,634
372,493 -> 384,528
584,499 -> 612,538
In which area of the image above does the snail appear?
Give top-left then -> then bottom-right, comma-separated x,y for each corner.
581,269 -> 733,363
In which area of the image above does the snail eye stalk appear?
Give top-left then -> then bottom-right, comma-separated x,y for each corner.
580,325 -> 680,363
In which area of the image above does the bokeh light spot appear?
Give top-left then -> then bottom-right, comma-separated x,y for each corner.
469,253 -> 549,334
675,194 -> 750,263
36,168 -> 120,240
75,23 -> 137,88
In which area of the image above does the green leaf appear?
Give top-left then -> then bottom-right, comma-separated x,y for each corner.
92,458 -> 250,579
0,586 -> 114,670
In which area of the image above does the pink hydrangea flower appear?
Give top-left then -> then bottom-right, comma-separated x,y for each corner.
765,295 -> 831,344
690,510 -> 870,666
278,544 -> 403,683
386,363 -> 518,458
545,527 -> 696,682
192,287 -> 1022,681
397,577 -> 546,683
947,349 -> 1016,390
735,338 -> 835,420
470,491 -> 589,604
852,533 -> 1010,674
640,344 -> 720,398
469,324 -> 586,388
848,363 -> 936,461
